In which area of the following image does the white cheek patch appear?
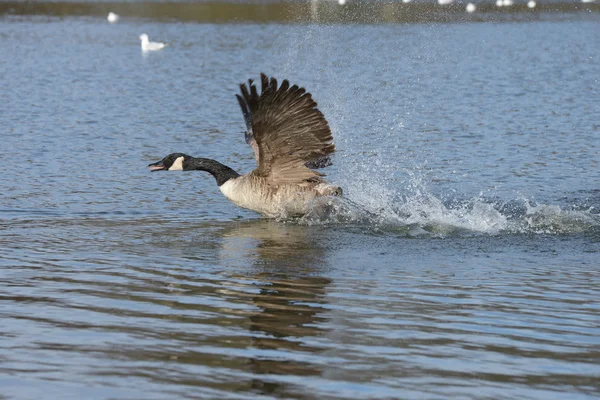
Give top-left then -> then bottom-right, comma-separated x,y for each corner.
168,156 -> 184,171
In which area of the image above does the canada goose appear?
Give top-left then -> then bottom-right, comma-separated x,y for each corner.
148,74 -> 342,218
139,34 -> 166,52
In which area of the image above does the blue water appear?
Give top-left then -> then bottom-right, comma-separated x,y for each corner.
1,11 -> 599,400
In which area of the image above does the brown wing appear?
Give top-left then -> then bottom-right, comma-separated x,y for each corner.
236,73 -> 335,184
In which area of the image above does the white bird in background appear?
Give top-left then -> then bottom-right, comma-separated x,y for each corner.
527,0 -> 536,7
581,0 -> 595,3
107,12 -> 119,23
438,0 -> 454,5
402,0 -> 413,3
338,0 -> 346,5
496,0 -> 513,6
466,3 -> 476,12
139,34 -> 166,52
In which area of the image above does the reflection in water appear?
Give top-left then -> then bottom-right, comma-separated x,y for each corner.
2,216 -> 600,398
217,220 -> 331,396
1,217 -> 334,398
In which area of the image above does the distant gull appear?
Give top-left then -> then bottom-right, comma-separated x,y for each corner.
107,12 -> 119,23
139,34 -> 166,52
466,3 -> 476,12
338,0 -> 346,5
438,0 -> 454,5
496,0 -> 513,6
402,0 -> 412,3
581,0 -> 595,3
527,0 -> 536,7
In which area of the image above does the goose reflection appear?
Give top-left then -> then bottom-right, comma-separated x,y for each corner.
48,218 -> 334,397
215,219 -> 332,395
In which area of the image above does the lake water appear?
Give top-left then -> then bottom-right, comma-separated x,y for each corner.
1,5 -> 599,400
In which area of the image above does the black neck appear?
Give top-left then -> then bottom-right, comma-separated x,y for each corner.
183,157 -> 240,186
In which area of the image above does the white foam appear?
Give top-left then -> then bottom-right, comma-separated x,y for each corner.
510,200 -> 598,234
299,175 -> 599,237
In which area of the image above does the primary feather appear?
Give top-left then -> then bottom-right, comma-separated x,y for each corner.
236,73 -> 335,180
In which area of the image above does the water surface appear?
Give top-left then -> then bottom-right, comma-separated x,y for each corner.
1,10 -> 599,400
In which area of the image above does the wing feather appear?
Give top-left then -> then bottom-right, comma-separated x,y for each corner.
236,73 -> 335,184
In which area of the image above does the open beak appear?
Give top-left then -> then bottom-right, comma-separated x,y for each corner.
148,160 -> 166,171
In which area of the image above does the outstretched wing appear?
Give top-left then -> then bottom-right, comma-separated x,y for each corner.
236,86 -> 259,161
236,73 -> 335,184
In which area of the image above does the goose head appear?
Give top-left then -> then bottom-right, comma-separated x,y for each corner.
148,153 -> 189,171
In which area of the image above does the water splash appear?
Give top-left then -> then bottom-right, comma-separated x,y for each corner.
298,182 -> 599,237
510,201 -> 599,234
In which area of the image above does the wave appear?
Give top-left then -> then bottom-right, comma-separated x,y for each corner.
298,184 -> 599,237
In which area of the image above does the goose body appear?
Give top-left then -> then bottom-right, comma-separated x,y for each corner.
220,175 -> 341,218
149,74 -> 342,218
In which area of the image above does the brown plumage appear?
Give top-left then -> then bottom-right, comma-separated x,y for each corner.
236,73 -> 335,185
149,74 -> 341,218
